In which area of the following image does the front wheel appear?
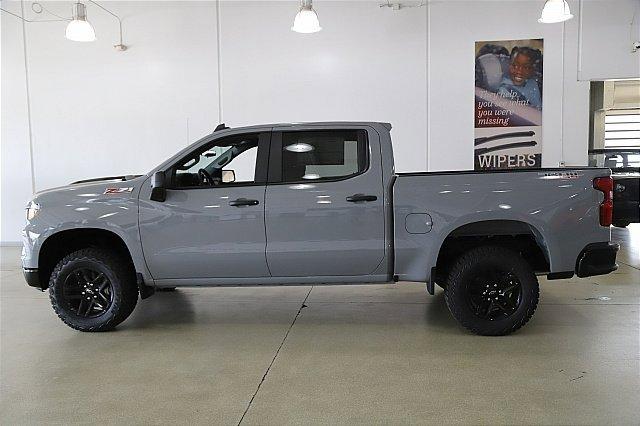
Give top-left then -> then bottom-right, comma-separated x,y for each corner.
49,248 -> 138,332
444,246 -> 539,336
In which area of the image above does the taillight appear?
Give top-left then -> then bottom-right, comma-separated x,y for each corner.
593,176 -> 613,227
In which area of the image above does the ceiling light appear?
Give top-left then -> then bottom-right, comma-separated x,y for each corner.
292,0 -> 322,33
65,2 -> 96,42
285,143 -> 314,153
2,0 -> 126,50
538,0 -> 573,24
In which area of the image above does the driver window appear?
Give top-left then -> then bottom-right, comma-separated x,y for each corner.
173,134 -> 259,188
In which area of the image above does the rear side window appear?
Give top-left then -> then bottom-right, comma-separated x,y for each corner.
281,130 -> 368,182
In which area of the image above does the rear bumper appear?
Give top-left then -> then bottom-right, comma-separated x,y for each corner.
576,242 -> 619,278
23,268 -> 43,290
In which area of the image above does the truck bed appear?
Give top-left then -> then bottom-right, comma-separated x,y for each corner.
392,167 -> 612,283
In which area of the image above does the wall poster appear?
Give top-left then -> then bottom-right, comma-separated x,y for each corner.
474,39 -> 543,170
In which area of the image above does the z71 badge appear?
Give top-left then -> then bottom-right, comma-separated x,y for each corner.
104,187 -> 133,194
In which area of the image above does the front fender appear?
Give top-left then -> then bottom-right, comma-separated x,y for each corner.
22,178 -> 153,284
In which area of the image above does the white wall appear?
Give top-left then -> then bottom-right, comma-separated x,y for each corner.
21,1 -> 220,188
219,1 -> 427,173
579,0 -> 640,81
1,4 -> 33,244
427,0 -> 593,170
2,0 -> 638,243
2,1 -> 221,242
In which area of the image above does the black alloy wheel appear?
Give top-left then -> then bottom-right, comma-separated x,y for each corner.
62,267 -> 114,318
465,269 -> 522,320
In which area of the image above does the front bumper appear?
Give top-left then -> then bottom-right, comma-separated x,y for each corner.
23,268 -> 43,290
576,242 -> 619,278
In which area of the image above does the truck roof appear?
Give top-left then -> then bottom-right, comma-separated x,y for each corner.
212,121 -> 392,134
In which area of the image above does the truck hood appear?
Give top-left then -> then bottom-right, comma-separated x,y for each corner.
33,174 -> 147,200
25,175 -> 147,249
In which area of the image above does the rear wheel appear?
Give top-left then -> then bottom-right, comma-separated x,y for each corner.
49,248 -> 138,332
444,246 -> 539,336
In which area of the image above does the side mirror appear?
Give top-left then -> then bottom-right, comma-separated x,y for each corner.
222,169 -> 236,184
150,171 -> 167,202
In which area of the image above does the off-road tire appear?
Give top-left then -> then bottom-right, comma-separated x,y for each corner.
444,246 -> 539,336
49,248 -> 138,332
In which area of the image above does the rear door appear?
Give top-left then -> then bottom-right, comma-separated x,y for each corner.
264,126 -> 385,277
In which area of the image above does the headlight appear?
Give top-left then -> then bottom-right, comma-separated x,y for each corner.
26,202 -> 40,221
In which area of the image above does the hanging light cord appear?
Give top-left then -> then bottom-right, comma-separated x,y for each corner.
31,2 -> 71,20
87,0 -> 124,48
631,3 -> 639,52
1,2 -> 70,22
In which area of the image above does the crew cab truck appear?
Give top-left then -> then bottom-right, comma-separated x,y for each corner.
22,122 -> 619,335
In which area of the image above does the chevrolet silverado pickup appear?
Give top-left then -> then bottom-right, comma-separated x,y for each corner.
22,122 -> 619,335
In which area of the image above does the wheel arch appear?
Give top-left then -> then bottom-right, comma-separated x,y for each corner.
37,228 -> 139,290
432,219 -> 551,288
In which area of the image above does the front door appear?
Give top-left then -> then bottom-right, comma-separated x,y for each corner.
139,132 -> 270,280
265,127 -> 386,277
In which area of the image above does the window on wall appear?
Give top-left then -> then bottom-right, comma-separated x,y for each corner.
281,130 -> 368,182
605,110 -> 640,149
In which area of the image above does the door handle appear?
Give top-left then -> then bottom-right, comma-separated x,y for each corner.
229,198 -> 260,207
346,194 -> 377,202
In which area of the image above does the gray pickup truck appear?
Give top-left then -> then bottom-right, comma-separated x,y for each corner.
22,122 -> 619,335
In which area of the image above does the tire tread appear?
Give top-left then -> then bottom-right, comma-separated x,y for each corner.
444,246 -> 539,336
49,248 -> 138,332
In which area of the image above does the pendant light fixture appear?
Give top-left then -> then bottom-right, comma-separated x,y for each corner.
538,0 -> 574,24
1,1 -> 126,50
292,0 -> 322,33
65,2 -> 96,42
